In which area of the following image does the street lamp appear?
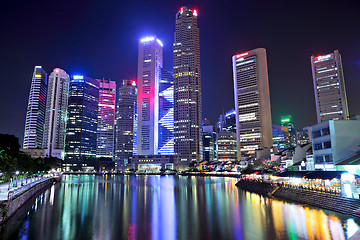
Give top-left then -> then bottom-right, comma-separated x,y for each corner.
15,171 -> 19,187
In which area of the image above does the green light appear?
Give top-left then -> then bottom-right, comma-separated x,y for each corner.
281,118 -> 290,123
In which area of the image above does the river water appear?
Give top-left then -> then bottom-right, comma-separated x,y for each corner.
1,174 -> 359,240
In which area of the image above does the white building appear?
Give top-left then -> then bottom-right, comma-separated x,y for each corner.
43,68 -> 69,159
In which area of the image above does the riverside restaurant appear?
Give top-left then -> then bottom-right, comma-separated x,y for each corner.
241,170 -> 360,199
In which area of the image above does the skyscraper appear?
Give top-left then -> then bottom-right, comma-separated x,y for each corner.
96,79 -> 116,159
136,36 -> 163,155
280,115 -> 296,146
218,109 -> 236,133
23,66 -> 47,149
232,48 -> 273,159
173,6 -> 202,164
43,68 -> 69,159
272,125 -> 290,151
115,80 -> 137,168
217,131 -> 237,162
65,75 -> 99,160
311,50 -> 349,123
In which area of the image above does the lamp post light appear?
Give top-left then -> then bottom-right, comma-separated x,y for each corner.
15,171 -> 19,187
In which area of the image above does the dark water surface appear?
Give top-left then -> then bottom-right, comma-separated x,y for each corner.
1,175 -> 359,240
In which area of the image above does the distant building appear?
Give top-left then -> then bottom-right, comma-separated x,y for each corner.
272,125 -> 290,151
217,109 -> 236,133
115,80 -> 137,168
311,119 -> 360,170
311,50 -> 349,123
21,148 -> 45,159
23,66 -> 47,149
43,68 -> 69,159
96,79 -> 116,159
65,75 -> 99,160
217,131 -> 237,162
296,126 -> 312,145
174,6 -> 202,164
232,48 -> 273,159
280,115 -> 296,146
202,124 -> 217,162
131,155 -> 174,171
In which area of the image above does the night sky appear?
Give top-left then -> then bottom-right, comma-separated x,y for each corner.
1,0 -> 360,145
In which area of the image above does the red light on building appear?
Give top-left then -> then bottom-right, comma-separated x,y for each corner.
193,9 -> 198,16
132,80 -> 136,86
180,7 -> 183,13
236,52 -> 249,58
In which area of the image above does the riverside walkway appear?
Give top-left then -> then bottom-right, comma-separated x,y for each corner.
0,177 -> 50,201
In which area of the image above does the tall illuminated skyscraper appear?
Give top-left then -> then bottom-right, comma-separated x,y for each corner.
311,50 -> 349,123
280,115 -> 296,147
96,79 -> 116,159
43,68 -> 69,159
137,36 -> 163,155
65,75 -> 99,160
115,80 -> 137,168
232,48 -> 273,159
173,6 -> 202,163
23,66 -> 47,149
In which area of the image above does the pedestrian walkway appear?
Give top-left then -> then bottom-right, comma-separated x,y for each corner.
0,177 -> 48,201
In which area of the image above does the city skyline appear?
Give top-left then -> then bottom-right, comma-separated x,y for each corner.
1,0 -> 360,145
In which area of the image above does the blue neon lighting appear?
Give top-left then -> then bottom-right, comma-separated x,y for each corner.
73,75 -> 84,80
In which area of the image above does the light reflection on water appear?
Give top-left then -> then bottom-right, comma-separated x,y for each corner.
3,175 -> 359,240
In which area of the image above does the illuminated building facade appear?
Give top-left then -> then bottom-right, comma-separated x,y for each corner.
174,6 -> 202,163
23,66 -> 47,149
115,80 -> 137,168
311,50 -> 349,123
65,75 -> 99,160
296,126 -> 312,145
136,36 -> 174,156
272,125 -> 290,151
96,79 -> 116,159
202,124 -> 217,162
217,109 -> 236,133
137,36 -> 163,155
280,115 -> 296,146
43,68 -> 69,159
232,48 -> 273,159
217,131 -> 237,161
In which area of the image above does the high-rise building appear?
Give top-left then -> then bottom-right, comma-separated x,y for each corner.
65,75 -> 99,160
137,36 -> 163,155
232,48 -> 273,159
272,125 -> 290,151
217,131 -> 237,162
173,6 -> 202,164
311,50 -> 349,123
115,80 -> 137,168
23,66 -> 47,149
158,68 -> 174,154
96,79 -> 116,159
280,115 -> 296,146
43,68 -> 69,159
202,124 -> 217,162
218,109 -> 236,133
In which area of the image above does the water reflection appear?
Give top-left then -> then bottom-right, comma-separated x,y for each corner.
2,175 -> 359,240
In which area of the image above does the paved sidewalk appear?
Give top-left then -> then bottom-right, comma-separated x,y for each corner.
0,177 -> 46,201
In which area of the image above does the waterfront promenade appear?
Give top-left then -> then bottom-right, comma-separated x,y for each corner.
0,177 -> 48,201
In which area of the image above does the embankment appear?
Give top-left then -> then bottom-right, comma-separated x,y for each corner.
0,178 -> 56,224
236,180 -> 360,218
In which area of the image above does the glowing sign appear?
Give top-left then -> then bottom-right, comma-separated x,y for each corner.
193,9 -> 198,16
316,54 -> 332,61
132,80 -> 136,86
281,118 -> 290,123
73,75 -> 84,80
140,36 -> 155,43
236,52 -> 249,58
35,66 -> 42,69
35,74 -> 42,78
180,7 -> 183,13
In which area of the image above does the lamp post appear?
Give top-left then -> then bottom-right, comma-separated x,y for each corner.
15,171 -> 19,187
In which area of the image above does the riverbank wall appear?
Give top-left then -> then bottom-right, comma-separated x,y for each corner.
236,180 -> 360,218
0,178 -> 55,225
